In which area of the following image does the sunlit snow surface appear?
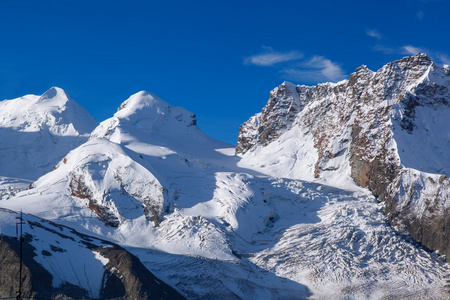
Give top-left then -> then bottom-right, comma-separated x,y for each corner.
0,90 -> 449,299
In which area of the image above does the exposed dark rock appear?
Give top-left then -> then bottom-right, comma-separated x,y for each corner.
236,82 -> 304,154
96,246 -> 185,300
0,210 -> 186,299
0,234 -> 86,299
385,171 -> 450,259
69,173 -> 120,227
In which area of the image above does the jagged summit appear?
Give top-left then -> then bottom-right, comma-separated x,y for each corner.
236,54 -> 446,155
236,53 -> 450,261
396,52 -> 431,66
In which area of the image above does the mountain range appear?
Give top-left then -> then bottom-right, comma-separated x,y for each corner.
0,54 -> 449,299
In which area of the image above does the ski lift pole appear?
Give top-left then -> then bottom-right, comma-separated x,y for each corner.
15,210 -> 26,300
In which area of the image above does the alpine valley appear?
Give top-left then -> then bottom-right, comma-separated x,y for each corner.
0,54 -> 449,299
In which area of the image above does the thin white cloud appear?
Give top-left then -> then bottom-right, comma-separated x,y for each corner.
374,43 -> 450,65
244,47 -> 304,66
374,44 -> 425,56
282,56 -> 346,83
306,56 -> 346,81
245,48 -> 346,83
366,29 -> 382,39
402,45 -> 426,55
402,45 -> 450,64
416,10 -> 424,20
373,45 -> 398,54
402,46 -> 450,64
436,52 -> 450,65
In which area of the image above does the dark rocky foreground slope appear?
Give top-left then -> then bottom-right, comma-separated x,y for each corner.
237,53 -> 450,259
0,209 -> 185,300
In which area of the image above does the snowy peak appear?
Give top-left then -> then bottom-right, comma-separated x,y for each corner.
115,90 -> 196,128
0,86 -> 97,135
10,90 -> 227,229
368,53 -> 434,102
0,87 -> 99,180
116,91 -> 170,117
38,86 -> 71,104
91,91 -> 197,142
377,53 -> 432,85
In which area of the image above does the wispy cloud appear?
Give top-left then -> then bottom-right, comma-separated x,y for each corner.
244,47 -> 304,66
403,46 -> 450,64
402,45 -> 426,55
373,43 -> 450,65
416,10 -> 424,20
366,29 -> 382,39
245,47 -> 346,83
374,44 -> 427,56
372,45 -> 398,54
305,56 -> 346,81
282,56 -> 346,83
435,52 -> 450,64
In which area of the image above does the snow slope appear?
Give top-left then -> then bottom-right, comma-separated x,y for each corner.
2,85 -> 450,298
389,62 -> 450,175
0,208 -> 184,299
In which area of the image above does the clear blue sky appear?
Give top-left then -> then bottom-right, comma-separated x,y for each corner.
0,0 -> 449,144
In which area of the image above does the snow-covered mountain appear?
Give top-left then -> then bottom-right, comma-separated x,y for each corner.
237,53 -> 450,260
0,55 -> 449,299
0,87 -> 98,180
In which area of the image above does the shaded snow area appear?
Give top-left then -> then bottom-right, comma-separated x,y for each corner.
0,177 -> 31,200
391,98 -> 450,176
0,209 -> 109,298
0,84 -> 449,299
389,62 -> 450,176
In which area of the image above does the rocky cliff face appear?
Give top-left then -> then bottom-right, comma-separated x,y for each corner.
237,54 -> 450,258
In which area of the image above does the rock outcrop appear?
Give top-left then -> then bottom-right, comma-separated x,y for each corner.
237,54 -> 450,258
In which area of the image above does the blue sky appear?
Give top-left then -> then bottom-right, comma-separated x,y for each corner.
0,0 -> 449,144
